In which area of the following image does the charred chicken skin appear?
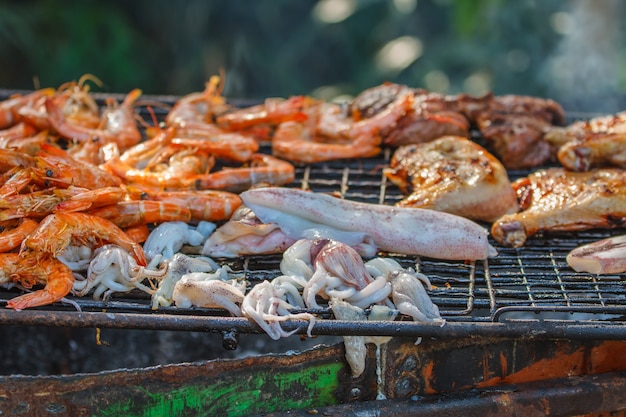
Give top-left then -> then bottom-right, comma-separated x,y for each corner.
384,136 -> 518,223
491,168 -> 626,247
545,111 -> 626,171
474,95 -> 566,169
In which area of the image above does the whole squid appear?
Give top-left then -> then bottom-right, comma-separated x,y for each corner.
239,187 -> 496,261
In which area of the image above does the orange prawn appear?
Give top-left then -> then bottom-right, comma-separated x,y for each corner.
103,148 -> 215,190
87,200 -> 192,229
0,252 -> 74,310
186,153 -> 295,192
272,94 -> 414,163
46,88 -> 143,151
20,212 -> 147,266
0,122 -> 39,145
165,76 -> 230,133
170,133 -> 259,163
0,88 -> 55,129
119,126 -> 176,168
0,187 -> 88,221
32,143 -> 123,189
53,186 -> 128,212
124,224 -> 151,244
0,218 -> 39,253
143,189 -> 242,222
216,95 -> 312,132
0,167 -> 34,198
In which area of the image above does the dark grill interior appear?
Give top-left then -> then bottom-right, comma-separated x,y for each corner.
1,91 -> 625,339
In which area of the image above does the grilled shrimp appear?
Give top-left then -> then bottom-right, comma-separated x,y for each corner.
102,148 -> 216,190
0,167 -> 34,198
0,218 -> 39,253
20,212 -> 147,266
53,186 -> 128,212
165,76 -> 231,134
170,134 -> 259,163
216,95 -> 311,135
119,127 -> 176,168
0,252 -> 74,310
188,153 -> 295,192
0,187 -> 87,221
272,95 -> 413,163
87,200 -> 192,229
0,122 -> 39,146
0,88 -> 55,129
46,88 -> 143,151
144,189 -> 241,222
33,143 -> 123,189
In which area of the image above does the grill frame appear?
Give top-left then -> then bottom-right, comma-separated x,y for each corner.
1,89 -> 625,341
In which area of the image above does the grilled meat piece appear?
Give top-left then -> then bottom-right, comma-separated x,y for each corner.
384,136 -> 518,223
545,111 -> 626,171
545,111 -> 626,145
491,168 -> 626,247
474,95 -> 566,169
350,83 -> 490,147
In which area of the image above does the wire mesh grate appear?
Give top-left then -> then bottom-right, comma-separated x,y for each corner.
0,90 -> 624,337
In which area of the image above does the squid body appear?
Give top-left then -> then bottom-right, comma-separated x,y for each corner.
240,187 -> 496,261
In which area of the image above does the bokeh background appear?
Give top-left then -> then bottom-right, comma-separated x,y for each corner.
0,0 -> 624,112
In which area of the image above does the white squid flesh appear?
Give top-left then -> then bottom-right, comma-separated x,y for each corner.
240,187 -> 496,261
567,234 -> 626,274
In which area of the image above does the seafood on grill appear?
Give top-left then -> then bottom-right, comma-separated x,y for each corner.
384,136 -> 518,223
240,187 -> 496,261
201,204 -> 297,258
46,88 -> 143,151
143,221 -> 213,261
144,189 -> 241,223
150,253 -> 220,309
216,95 -> 311,141
165,76 -> 231,136
0,218 -> 39,253
566,234 -> 626,274
87,200 -> 192,229
106,150 -> 295,193
330,299 -> 398,378
57,244 -> 93,271
0,252 -> 75,310
241,280 -> 316,340
0,144 -> 123,191
73,244 -> 166,300
272,94 -> 413,164
0,88 -> 55,129
390,269 -> 444,325
172,267 -> 247,316
20,212 -> 147,267
300,239 -> 392,309
492,168 -> 626,247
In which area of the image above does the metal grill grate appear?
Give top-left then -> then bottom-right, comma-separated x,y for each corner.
0,91 -> 625,340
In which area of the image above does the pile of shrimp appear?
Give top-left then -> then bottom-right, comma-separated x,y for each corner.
0,75 -> 300,309
213,82 -> 413,164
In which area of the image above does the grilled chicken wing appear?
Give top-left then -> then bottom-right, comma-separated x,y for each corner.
384,136 -> 518,223
474,95 -> 566,169
491,168 -> 626,247
350,83 -> 490,147
545,111 -> 626,171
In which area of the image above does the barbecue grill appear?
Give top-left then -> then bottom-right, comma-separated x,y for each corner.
1,90 -> 625,416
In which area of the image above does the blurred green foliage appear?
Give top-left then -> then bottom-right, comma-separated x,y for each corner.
0,0 -> 623,111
